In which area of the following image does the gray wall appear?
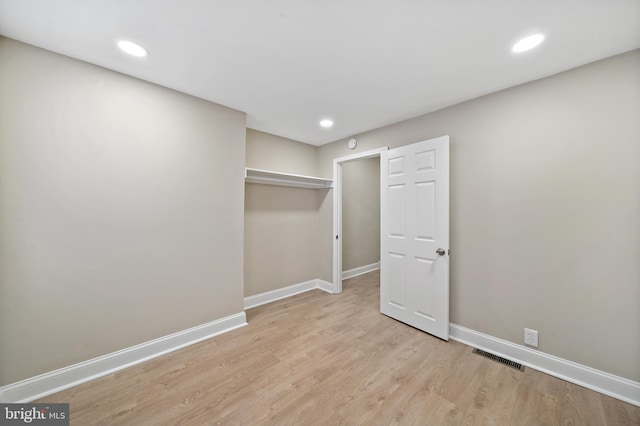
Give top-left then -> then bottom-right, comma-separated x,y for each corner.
318,50 -> 640,382
0,38 -> 247,385
244,129 -> 325,296
342,157 -> 380,271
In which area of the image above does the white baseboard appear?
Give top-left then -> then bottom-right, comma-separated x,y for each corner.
342,261 -> 380,280
0,312 -> 247,404
316,279 -> 334,294
449,323 -> 640,407
245,279 -> 334,309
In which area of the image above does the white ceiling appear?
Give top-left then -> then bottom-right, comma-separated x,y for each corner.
0,1 -> 639,146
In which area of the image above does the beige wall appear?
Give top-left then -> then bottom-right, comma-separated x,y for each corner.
244,129 -> 324,296
342,157 -> 380,271
246,129 -> 318,176
244,184 -> 322,296
318,50 -> 640,381
0,38 -> 247,385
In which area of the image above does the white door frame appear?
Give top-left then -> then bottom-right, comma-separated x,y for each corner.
332,147 -> 388,294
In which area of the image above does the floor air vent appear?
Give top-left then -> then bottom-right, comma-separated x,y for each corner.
472,348 -> 524,372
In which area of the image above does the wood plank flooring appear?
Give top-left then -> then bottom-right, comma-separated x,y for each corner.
38,271 -> 640,425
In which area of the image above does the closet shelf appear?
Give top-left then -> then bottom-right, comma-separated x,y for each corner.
245,168 -> 332,189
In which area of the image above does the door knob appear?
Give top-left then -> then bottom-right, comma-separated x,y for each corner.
436,248 -> 446,256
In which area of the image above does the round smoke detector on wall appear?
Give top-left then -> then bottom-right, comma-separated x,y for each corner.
348,138 -> 358,149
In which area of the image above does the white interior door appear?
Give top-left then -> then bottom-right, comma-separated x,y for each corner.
380,135 -> 450,340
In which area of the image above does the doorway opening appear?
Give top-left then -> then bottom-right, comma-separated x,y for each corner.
332,147 -> 387,294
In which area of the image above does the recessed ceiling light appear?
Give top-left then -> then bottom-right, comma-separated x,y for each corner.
117,40 -> 149,57
320,119 -> 334,128
512,34 -> 545,53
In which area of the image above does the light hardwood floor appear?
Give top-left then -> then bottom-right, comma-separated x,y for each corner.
39,270 -> 639,425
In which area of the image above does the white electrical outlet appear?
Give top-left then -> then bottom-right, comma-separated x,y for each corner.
524,328 -> 539,347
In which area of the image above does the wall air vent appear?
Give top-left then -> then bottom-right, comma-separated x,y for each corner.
472,348 -> 524,372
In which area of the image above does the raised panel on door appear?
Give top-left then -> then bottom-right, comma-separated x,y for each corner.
388,184 -> 406,238
415,256 -> 436,321
388,252 -> 406,309
415,181 -> 436,241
